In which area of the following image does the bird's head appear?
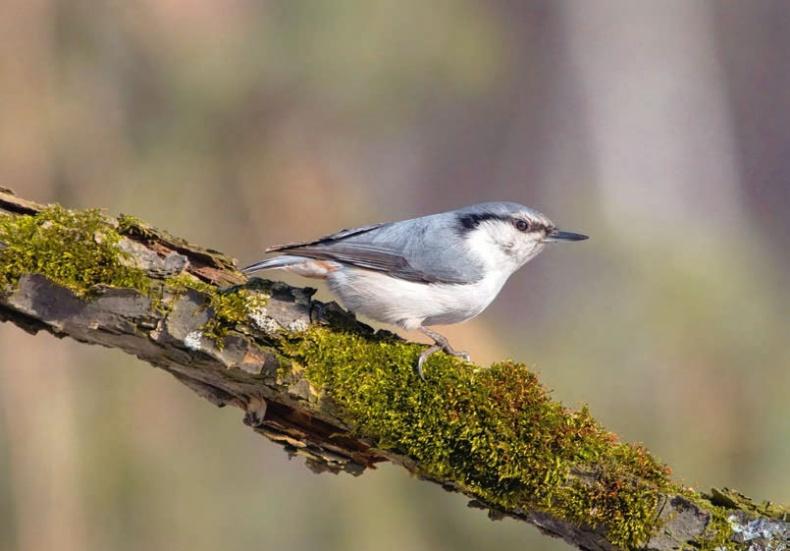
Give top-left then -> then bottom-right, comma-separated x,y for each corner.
455,202 -> 588,273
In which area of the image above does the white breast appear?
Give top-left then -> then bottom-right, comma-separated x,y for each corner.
326,267 -> 511,330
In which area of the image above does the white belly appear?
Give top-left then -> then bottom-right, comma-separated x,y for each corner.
327,267 -> 510,330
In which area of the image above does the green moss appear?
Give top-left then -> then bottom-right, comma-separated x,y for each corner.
697,506 -> 736,551
287,327 -> 675,549
0,206 -> 151,296
165,274 -> 269,346
687,488 -> 789,551
117,214 -> 157,240
0,205 -> 268,345
3,205 -> 776,549
706,487 -> 789,522
201,289 -> 268,345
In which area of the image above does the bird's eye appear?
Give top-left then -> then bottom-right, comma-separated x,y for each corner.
515,219 -> 530,232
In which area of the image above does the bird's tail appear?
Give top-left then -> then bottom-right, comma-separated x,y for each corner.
242,255 -> 305,274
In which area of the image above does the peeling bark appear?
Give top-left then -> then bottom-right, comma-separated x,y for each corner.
0,189 -> 787,551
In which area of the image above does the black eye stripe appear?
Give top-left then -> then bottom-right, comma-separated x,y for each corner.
456,212 -> 510,233
456,212 -> 547,236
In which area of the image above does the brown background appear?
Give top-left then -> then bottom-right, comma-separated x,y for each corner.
1,2 -> 788,550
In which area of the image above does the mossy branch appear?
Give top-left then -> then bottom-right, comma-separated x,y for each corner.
0,188 -> 786,551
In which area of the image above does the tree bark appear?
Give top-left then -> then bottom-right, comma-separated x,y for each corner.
0,188 -> 786,551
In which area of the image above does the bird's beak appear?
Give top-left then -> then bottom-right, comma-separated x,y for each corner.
545,229 -> 589,243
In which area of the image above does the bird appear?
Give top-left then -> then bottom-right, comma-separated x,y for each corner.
242,202 -> 587,378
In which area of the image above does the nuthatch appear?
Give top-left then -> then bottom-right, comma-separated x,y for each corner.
243,202 -> 587,378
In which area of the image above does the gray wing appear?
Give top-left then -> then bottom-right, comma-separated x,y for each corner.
267,214 -> 483,284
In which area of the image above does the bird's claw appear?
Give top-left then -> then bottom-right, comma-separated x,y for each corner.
417,345 -> 441,380
416,345 -> 471,380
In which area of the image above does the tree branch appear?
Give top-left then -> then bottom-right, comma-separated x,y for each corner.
0,188 -> 786,551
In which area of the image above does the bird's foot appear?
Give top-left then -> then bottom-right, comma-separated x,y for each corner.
416,342 -> 472,380
416,326 -> 472,379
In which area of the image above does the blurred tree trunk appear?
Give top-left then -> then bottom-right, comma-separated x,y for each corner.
0,0 -> 89,541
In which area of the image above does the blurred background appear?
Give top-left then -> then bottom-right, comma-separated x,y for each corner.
1,1 -> 788,550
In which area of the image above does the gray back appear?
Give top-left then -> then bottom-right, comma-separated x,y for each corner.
269,202 -> 530,284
